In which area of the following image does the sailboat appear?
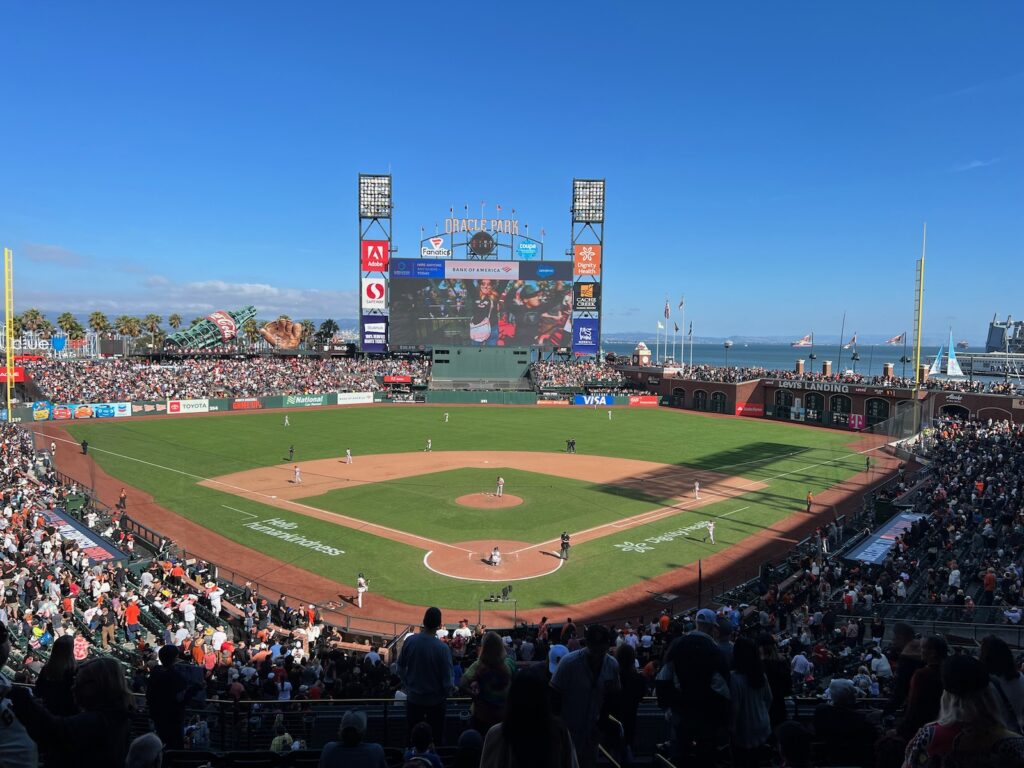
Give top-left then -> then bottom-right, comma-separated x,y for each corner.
928,342 -> 944,376
928,331 -> 965,377
791,333 -> 813,348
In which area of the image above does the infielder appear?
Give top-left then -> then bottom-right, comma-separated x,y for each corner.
356,573 -> 368,608
293,465 -> 302,485
425,438 -> 432,452
344,448 -> 352,464
694,480 -> 701,500
496,476 -> 505,498
703,521 -> 715,544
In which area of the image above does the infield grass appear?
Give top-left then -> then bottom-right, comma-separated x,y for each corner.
65,406 -> 868,610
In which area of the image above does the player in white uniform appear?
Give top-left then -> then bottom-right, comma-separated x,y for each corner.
284,414 -> 289,427
293,465 -> 302,484
356,573 -> 368,608
345,449 -> 352,464
704,521 -> 716,544
694,480 -> 700,499
444,412 -> 449,423
425,438 -> 432,452
496,476 -> 505,497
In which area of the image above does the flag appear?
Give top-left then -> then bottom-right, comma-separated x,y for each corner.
885,332 -> 905,345
664,299 -> 671,319
688,321 -> 693,337
678,295 -> 685,311
842,333 -> 858,350
657,321 -> 664,330
674,322 -> 679,333
496,204 -> 502,212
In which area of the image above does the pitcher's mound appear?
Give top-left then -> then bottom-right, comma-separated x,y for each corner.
456,493 -> 523,509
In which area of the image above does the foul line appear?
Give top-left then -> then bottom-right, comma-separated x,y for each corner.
222,505 -> 256,519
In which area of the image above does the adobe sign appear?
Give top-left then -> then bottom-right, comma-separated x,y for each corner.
361,240 -> 390,271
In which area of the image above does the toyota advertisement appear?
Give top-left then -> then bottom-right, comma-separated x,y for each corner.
388,260 -> 573,348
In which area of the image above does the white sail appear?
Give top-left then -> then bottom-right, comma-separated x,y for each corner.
929,344 -> 943,376
946,330 -> 964,377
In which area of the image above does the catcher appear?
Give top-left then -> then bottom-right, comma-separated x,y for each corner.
259,317 -> 304,349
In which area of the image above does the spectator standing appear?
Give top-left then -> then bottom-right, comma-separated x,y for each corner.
607,643 -> 647,763
318,710 -> 387,768
898,635 -> 948,740
146,645 -> 201,749
459,631 -> 516,733
729,637 -> 773,768
33,635 -> 76,716
981,635 -> 1024,733
10,657 -> 133,768
480,673 -> 577,768
0,621 -> 38,767
813,680 -> 878,767
398,607 -> 454,744
551,624 -> 620,768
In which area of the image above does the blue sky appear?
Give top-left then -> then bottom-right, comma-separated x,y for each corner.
1,2 -> 1021,341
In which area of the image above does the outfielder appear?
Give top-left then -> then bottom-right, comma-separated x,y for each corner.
608,410 -> 612,420
356,573 -> 368,608
444,412 -> 449,423
284,414 -> 289,427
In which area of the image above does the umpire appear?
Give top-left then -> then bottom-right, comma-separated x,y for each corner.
560,532 -> 571,560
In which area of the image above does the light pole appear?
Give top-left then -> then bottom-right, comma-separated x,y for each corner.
724,340 -> 733,368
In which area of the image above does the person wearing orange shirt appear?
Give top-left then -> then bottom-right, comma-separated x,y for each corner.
124,597 -> 141,642
806,491 -> 814,513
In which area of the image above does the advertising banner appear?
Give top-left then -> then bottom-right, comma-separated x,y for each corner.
388,271 -> 572,348
628,395 -> 659,407
848,413 -> 866,430
337,392 -> 374,405
0,366 -> 26,383
167,398 -> 210,415
573,394 -> 615,406
361,240 -> 390,271
517,241 -> 538,260
232,398 -> 262,410
1013,399 -> 1024,410
444,261 -> 520,280
572,318 -> 599,355
132,401 -> 168,415
735,402 -> 764,417
70,402 -> 131,419
207,398 -> 233,412
844,512 -> 925,564
32,402 -> 52,421
573,244 -> 602,276
390,259 -> 445,279
361,278 -> 387,311
420,237 -> 452,257
383,375 -> 412,384
38,507 -> 126,563
284,394 -> 331,408
572,282 -> 601,312
361,315 -> 388,353
205,311 -> 239,341
535,399 -> 569,406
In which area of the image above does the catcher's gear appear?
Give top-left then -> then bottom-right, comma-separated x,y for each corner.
259,318 -> 303,349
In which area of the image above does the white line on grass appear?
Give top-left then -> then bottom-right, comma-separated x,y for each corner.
222,505 -> 257,519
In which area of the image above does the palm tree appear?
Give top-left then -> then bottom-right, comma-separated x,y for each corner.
56,312 -> 78,337
190,316 -> 205,327
88,311 -> 110,337
9,315 -> 22,337
114,315 -> 136,337
37,319 -> 55,339
19,308 -> 44,333
300,319 -> 315,346
67,319 -> 86,340
168,313 -> 182,331
142,314 -> 163,347
243,319 -> 260,347
316,318 -> 339,343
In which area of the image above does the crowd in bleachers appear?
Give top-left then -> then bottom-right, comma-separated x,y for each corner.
24,356 -> 431,403
530,360 -> 643,393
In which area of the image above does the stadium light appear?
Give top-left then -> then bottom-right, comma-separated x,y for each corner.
359,174 -> 392,219
572,179 -> 605,223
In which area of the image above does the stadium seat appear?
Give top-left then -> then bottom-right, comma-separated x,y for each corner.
162,750 -> 222,768
222,751 -> 279,768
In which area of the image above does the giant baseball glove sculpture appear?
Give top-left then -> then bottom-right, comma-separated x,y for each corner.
259,318 -> 304,349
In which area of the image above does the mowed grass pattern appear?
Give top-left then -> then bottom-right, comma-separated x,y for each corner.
66,406 -> 866,609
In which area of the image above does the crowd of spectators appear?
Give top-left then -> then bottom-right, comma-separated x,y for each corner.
530,360 -> 642,392
24,356 -> 431,403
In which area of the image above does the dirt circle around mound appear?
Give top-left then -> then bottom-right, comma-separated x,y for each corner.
455,492 -> 523,509
424,539 -> 565,581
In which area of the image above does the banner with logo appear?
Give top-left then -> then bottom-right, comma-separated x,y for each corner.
337,392 -> 374,405
167,398 -> 210,415
38,507 -> 126,563
361,315 -> 388,353
517,241 -> 539,260
132,401 -> 168,415
844,512 -> 926,564
573,394 -> 616,406
573,282 -> 601,312
383,375 -> 412,384
572,318 -> 599,356
628,395 -> 659,407
573,244 -> 602,276
70,402 -> 131,419
390,259 -> 445,278
361,240 -> 390,271
444,261 -> 520,280
735,402 -> 764,417
232,398 -> 262,410
420,237 -> 452,257
0,366 -> 26,383
205,310 -> 239,341
1013,399 -> 1024,410
284,394 -> 332,408
535,399 -> 568,406
361,278 -> 387,311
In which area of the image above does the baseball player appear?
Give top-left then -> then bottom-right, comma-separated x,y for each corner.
444,412 -> 449,423
560,532 -> 571,560
345,448 -> 352,464
496,476 -> 505,498
608,410 -> 612,420
284,414 -> 289,427
703,521 -> 716,544
425,438 -> 432,452
288,445 -> 294,461
356,573 -> 368,608
694,480 -> 701,500
293,465 -> 302,485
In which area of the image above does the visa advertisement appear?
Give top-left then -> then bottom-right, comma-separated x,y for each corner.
388,261 -> 573,348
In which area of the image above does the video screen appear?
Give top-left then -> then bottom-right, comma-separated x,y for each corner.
389,275 -> 573,348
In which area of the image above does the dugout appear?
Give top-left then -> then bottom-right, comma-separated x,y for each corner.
429,346 -> 532,390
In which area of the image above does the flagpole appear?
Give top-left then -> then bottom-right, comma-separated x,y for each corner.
689,323 -> 694,371
837,312 -> 846,374
902,332 -> 908,380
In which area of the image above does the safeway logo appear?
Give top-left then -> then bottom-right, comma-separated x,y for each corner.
361,278 -> 387,311
361,240 -> 390,271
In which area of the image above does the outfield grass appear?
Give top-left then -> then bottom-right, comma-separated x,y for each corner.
64,406 -> 866,609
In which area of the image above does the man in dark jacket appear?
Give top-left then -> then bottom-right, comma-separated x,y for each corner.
398,607 -> 454,744
146,645 -> 201,749
898,635 -> 948,739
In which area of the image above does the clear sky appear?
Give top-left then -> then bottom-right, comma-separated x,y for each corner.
1,2 -> 1021,341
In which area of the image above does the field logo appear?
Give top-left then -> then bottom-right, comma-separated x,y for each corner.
614,520 -> 712,553
244,517 -> 344,557
361,278 -> 387,311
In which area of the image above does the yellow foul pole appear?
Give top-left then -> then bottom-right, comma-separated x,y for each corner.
913,223 -> 926,388
3,247 -> 12,422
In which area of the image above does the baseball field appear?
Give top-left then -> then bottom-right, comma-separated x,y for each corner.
57,406 -> 879,622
